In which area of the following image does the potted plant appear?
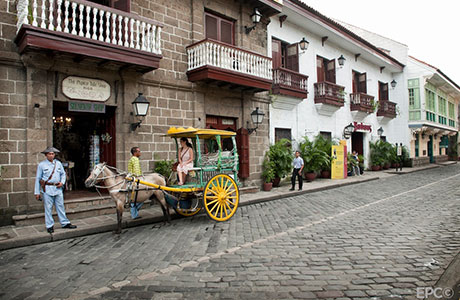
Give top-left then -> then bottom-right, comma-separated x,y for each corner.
312,135 -> 336,178
153,160 -> 174,184
299,136 -> 330,181
262,154 -> 275,191
369,140 -> 383,171
267,138 -> 293,187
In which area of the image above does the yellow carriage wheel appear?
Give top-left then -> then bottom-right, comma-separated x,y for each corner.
203,174 -> 239,222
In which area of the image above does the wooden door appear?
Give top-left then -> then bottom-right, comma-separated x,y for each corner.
272,40 -> 282,69
286,43 -> 299,72
359,73 -> 367,93
326,59 -> 336,83
316,56 -> 325,82
236,128 -> 249,179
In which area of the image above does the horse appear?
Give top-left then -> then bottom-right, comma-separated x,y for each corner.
84,163 -> 171,234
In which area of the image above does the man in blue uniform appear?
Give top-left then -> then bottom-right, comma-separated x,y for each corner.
34,146 -> 77,233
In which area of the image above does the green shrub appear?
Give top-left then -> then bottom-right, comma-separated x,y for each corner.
267,138 -> 293,179
299,136 -> 330,173
153,160 -> 174,183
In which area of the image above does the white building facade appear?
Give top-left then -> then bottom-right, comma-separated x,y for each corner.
267,0 -> 407,168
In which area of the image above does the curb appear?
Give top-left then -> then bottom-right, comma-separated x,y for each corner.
428,251 -> 460,300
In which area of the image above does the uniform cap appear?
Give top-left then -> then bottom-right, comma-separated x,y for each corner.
41,146 -> 60,154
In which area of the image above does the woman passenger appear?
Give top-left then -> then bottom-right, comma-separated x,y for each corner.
177,137 -> 194,185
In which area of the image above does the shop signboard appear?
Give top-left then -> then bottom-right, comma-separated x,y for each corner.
62,76 -> 110,102
331,140 -> 348,179
68,101 -> 106,113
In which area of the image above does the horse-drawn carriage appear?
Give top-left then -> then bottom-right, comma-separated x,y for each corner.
85,127 -> 240,232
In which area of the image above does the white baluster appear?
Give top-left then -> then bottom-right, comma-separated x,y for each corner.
146,24 -> 151,52
207,42 -> 211,65
40,0 -> 46,28
156,27 -> 161,54
71,2 -> 77,34
111,14 -> 117,44
187,48 -> 192,70
56,0 -> 62,31
98,9 -> 104,41
211,43 -> 215,66
135,20 -> 140,49
129,19 -> 134,48
117,15 -> 123,45
92,7 -> 98,39
48,0 -> 54,30
63,0 -> 69,33
125,18 -> 131,47
85,6 -> 91,38
149,24 -> 156,52
216,45 -> 221,67
105,11 -> 111,43
140,21 -> 146,50
32,0 -> 38,26
78,4 -> 84,36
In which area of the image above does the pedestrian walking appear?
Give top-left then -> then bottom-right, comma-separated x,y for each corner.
34,146 -> 77,233
351,150 -> 361,176
128,146 -> 143,219
290,151 -> 304,191
396,143 -> 403,172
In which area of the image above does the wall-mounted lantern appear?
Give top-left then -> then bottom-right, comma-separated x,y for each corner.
338,55 -> 346,67
247,107 -> 265,134
131,93 -> 150,131
343,123 -> 355,139
391,79 -> 397,89
245,8 -> 262,34
299,37 -> 309,52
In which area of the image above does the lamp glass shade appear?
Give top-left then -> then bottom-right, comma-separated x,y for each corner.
251,8 -> 262,24
344,123 -> 355,135
391,79 -> 397,88
251,107 -> 265,125
132,93 -> 150,116
299,37 -> 309,51
338,55 -> 346,66
377,127 -> 384,136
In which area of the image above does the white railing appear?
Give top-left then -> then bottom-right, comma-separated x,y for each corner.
187,39 -> 272,80
16,0 -> 162,55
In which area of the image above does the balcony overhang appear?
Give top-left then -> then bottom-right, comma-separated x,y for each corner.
15,25 -> 162,73
313,81 -> 344,116
272,67 -> 308,99
250,0 -> 283,17
187,66 -> 272,93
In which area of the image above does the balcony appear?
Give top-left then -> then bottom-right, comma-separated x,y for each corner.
313,81 -> 345,116
15,0 -> 163,73
186,39 -> 273,93
350,93 -> 374,113
272,68 -> 308,99
377,100 -> 397,119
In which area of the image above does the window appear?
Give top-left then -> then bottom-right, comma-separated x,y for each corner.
275,128 -> 292,142
205,12 -> 234,45
426,89 -> 436,112
87,0 -> 130,12
379,82 -> 388,101
352,71 -> 367,93
438,96 -> 447,116
316,56 -> 336,83
272,39 -> 299,71
448,102 -> 455,119
415,134 -> 419,157
320,131 -> 332,141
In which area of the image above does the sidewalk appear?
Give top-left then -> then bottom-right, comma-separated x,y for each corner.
0,164 -> 444,251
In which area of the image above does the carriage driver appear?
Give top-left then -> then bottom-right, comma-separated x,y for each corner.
34,146 -> 77,233
128,146 -> 143,219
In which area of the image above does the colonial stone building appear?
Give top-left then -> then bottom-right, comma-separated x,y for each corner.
0,0 -> 282,224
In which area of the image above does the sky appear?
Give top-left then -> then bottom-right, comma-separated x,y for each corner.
302,0 -> 460,85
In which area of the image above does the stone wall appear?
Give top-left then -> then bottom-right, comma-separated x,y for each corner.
409,157 -> 430,167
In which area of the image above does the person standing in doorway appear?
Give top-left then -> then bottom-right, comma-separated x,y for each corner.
290,151 -> 304,191
34,147 -> 77,234
396,143 -> 403,172
128,146 -> 143,219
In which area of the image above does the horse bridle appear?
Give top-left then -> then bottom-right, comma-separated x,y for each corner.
87,163 -> 127,188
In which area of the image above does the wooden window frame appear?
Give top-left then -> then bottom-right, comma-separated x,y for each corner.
378,81 -> 388,101
205,11 -> 235,45
316,55 -> 336,84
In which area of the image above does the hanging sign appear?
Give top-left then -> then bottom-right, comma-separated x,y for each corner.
62,76 -> 110,102
69,101 -> 106,113
353,122 -> 372,132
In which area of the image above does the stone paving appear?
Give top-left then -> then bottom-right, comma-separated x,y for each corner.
0,164 -> 459,300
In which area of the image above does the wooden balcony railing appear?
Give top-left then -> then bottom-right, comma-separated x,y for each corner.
314,81 -> 345,107
377,100 -> 397,118
187,39 -> 272,81
350,92 -> 374,113
272,67 -> 308,99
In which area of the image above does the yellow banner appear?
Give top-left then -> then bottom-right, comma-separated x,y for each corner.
331,145 -> 344,179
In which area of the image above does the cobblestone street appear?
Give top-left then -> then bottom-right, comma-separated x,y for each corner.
1,165 -> 459,300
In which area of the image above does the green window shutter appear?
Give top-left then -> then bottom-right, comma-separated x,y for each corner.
408,78 -> 419,88
414,88 -> 420,109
